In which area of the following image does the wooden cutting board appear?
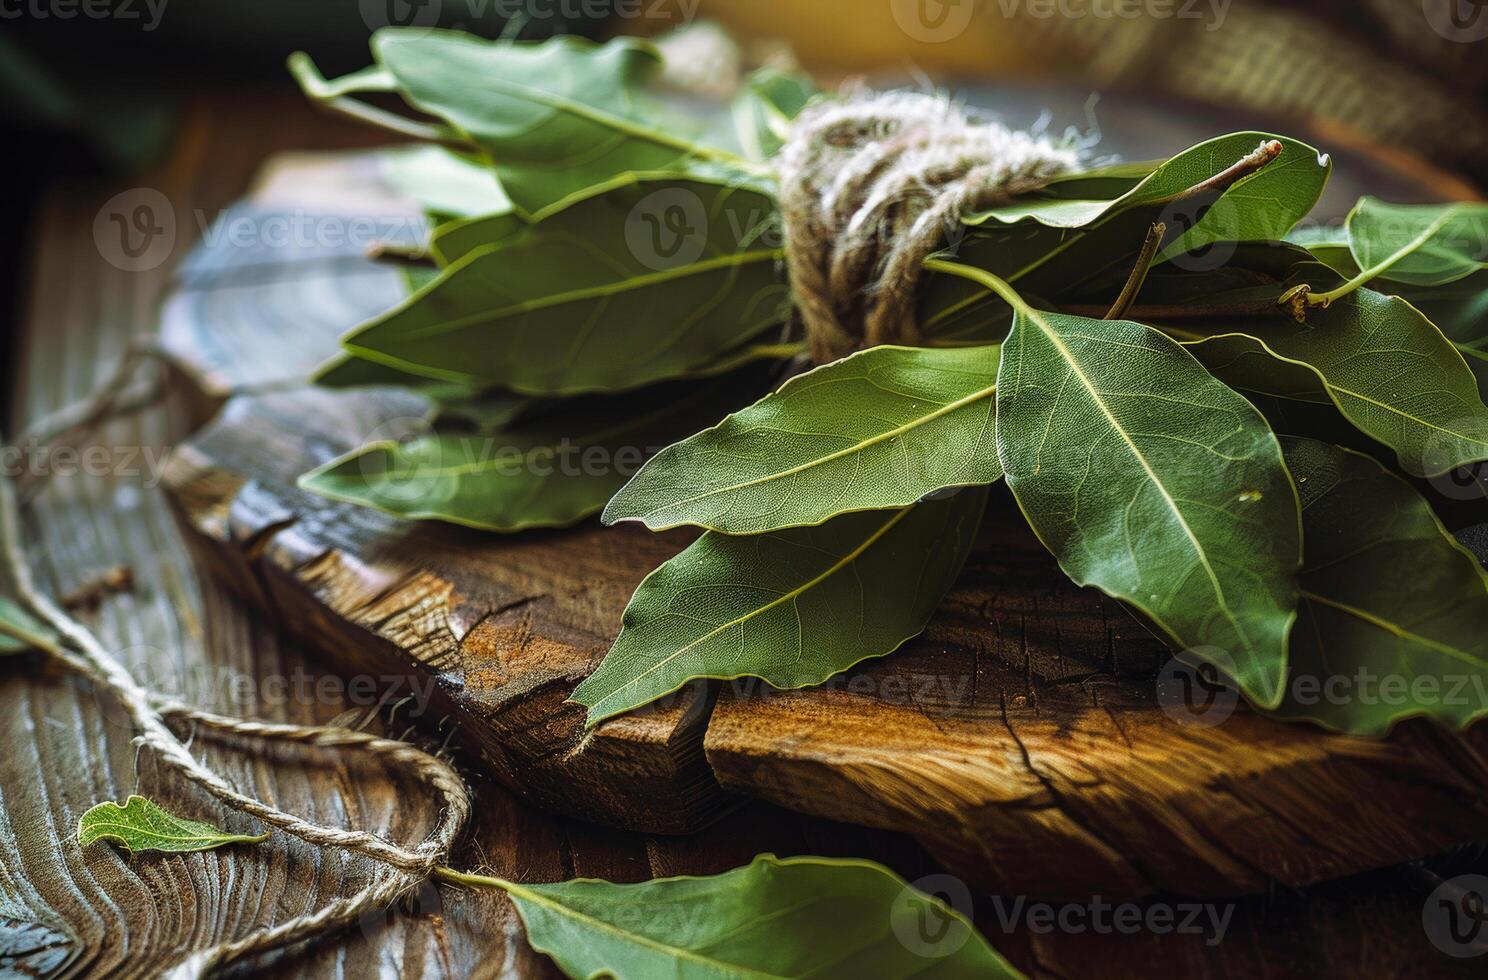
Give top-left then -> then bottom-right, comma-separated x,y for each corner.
157,135 -> 1488,901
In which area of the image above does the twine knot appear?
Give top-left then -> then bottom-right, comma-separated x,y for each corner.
776,90 -> 1082,362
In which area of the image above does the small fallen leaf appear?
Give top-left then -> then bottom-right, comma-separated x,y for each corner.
78,796 -> 268,857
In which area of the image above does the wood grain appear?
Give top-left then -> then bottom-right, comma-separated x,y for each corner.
11,82 -> 1488,980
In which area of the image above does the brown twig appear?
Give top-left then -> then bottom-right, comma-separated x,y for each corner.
1104,222 -> 1166,320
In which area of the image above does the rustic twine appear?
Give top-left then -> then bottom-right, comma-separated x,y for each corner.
776,89 -> 1082,362
0,475 -> 471,976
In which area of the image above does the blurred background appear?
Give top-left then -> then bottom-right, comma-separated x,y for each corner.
3,0 -> 1485,389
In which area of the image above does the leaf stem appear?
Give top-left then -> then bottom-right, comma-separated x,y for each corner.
0,617 -> 64,658
1298,206 -> 1463,310
1104,222 -> 1166,320
287,52 -> 465,145
922,258 -> 1031,316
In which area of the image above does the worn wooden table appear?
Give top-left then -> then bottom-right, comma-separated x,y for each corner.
2,87 -> 1485,979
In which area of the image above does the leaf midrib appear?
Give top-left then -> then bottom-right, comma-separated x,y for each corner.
504,881 -> 787,979
623,377 -> 996,528
1020,309 -> 1252,662
385,248 -> 785,343
582,508 -> 915,715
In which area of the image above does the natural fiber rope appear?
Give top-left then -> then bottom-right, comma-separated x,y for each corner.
777,90 -> 1081,362
0,473 -> 471,975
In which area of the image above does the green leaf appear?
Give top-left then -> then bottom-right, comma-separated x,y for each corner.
731,66 -> 818,161
300,372 -> 768,532
341,179 -> 787,395
1272,437 -> 1488,734
924,133 -> 1329,340
77,796 -> 267,857
371,30 -> 771,216
995,307 -> 1301,707
604,345 -> 1001,533
0,597 -> 55,655
1182,287 -> 1488,477
572,488 -> 987,726
1344,197 -> 1488,288
463,854 -> 1021,980
377,144 -> 513,221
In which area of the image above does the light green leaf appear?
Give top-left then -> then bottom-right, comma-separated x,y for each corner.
604,345 -> 1001,533
965,132 -> 1328,251
995,308 -> 1301,707
78,796 -> 267,857
377,144 -> 513,221
342,179 -> 787,395
371,30 -> 771,216
0,597 -> 55,655
1272,437 -> 1488,734
924,133 -> 1328,340
462,854 -> 1021,980
1345,197 -> 1488,288
1182,288 -> 1488,477
731,66 -> 817,161
572,488 -> 987,726
300,372 -> 767,532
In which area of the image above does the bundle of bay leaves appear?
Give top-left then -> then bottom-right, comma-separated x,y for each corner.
293,28 -> 1488,740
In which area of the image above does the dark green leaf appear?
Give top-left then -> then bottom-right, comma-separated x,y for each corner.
77,796 -> 267,857
480,854 -> 1021,980
1272,437 -> 1488,734
572,488 -> 986,725
924,133 -> 1328,341
342,180 -> 787,395
300,372 -> 768,532
372,30 -> 772,216
604,344 -> 1001,533
996,307 -> 1301,706
1182,288 -> 1488,477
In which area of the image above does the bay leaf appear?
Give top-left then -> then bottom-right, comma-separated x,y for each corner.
924,133 -> 1328,341
450,854 -> 1020,980
0,597 -> 54,655
604,344 -> 1001,533
571,487 -> 987,726
377,144 -> 513,222
731,66 -> 818,161
341,179 -> 788,395
995,307 -> 1300,707
1272,437 -> 1488,734
1182,287 -> 1488,477
371,30 -> 772,216
77,796 -> 267,857
1344,197 -> 1488,288
300,370 -> 770,532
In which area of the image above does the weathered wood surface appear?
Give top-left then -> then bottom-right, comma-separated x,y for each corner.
7,85 -> 1488,980
0,90 -> 933,980
156,129 -> 1488,901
